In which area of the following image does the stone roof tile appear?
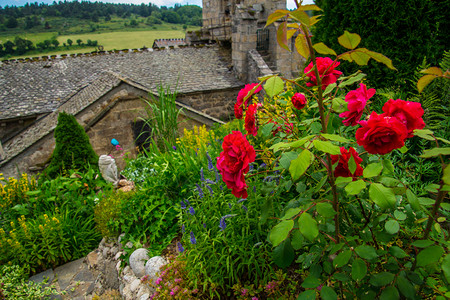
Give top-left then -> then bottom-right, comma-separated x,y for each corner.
0,46 -> 241,120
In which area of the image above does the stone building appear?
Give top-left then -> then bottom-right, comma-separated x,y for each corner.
0,46 -> 243,178
0,0 -> 305,179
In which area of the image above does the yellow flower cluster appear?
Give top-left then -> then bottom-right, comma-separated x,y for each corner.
177,125 -> 216,154
0,173 -> 36,210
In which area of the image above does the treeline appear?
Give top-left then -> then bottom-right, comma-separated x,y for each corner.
0,1 -> 202,29
0,36 -> 98,57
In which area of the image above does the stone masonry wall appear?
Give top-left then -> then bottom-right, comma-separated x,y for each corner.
247,49 -> 274,84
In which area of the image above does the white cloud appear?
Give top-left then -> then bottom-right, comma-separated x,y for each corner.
286,0 -> 315,10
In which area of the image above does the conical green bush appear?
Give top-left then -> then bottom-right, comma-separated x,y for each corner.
45,112 -> 98,178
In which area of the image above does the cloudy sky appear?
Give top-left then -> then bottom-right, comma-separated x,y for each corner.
1,0 -> 314,9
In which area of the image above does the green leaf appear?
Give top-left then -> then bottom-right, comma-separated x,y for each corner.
333,249 -> 352,268
289,9 -> 310,26
393,210 -> 406,221
369,183 -> 396,210
313,42 -> 337,56
388,246 -> 407,258
301,276 -> 321,288
355,245 -> 378,260
261,122 -> 275,137
411,240 -> 434,248
277,21 -> 290,52
396,276 -> 415,299
321,133 -> 351,143
385,219 -> 400,234
345,179 -> 366,195
336,177 -> 352,186
348,155 -> 356,175
297,290 -> 316,300
270,135 -> 314,152
280,151 -> 299,169
295,34 -> 309,59
313,140 -> 341,155
289,149 -> 313,182
416,246 -> 444,267
351,258 -> 367,281
413,129 -> 435,140
323,83 -> 337,96
421,147 -> 450,158
332,96 -> 347,114
291,230 -> 304,250
338,72 -> 366,88
363,163 -> 383,178
338,30 -> 361,49
282,207 -> 303,220
443,164 -> 450,185
320,286 -> 337,300
269,219 -> 294,247
380,286 -> 400,300
406,189 -> 421,211
265,9 -> 289,27
417,74 -> 437,93
273,239 -> 295,268
382,159 -> 395,175
316,202 -> 336,218
264,75 -> 285,98
298,212 -> 319,241
442,254 -> 450,283
369,272 -> 395,287
360,48 -> 396,70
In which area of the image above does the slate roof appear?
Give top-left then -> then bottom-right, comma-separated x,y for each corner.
0,45 -> 241,121
152,38 -> 188,48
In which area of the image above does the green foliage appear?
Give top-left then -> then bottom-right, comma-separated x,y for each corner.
0,168 -> 109,275
140,85 -> 181,153
313,0 -> 449,90
0,265 -> 62,299
45,112 -> 98,178
94,191 -> 131,238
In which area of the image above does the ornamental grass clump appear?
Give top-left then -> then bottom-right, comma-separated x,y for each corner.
205,2 -> 449,298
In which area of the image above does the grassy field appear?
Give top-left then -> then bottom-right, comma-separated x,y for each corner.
1,27 -> 198,59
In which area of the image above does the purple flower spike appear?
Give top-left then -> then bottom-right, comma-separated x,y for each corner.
219,218 -> 227,231
206,185 -> 213,196
189,206 -> 195,215
195,184 -> 204,199
190,231 -> 197,244
180,199 -> 186,209
172,146 -> 177,150
206,152 -> 214,171
181,224 -> 185,233
177,242 -> 184,253
200,168 -> 205,181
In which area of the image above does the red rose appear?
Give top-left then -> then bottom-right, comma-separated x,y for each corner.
304,57 -> 342,90
382,99 -> 425,138
291,93 -> 307,110
356,111 -> 408,155
216,131 -> 256,198
245,103 -> 259,136
331,147 -> 363,179
235,83 -> 262,119
339,83 -> 376,126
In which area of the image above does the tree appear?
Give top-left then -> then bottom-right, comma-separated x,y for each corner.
44,112 -> 99,178
67,38 -> 73,46
44,39 -> 52,48
44,21 -> 51,29
130,19 -> 138,27
313,0 -> 449,89
3,40 -> 15,54
5,16 -> 18,28
76,39 -> 82,46
51,39 -> 59,48
14,36 -> 28,55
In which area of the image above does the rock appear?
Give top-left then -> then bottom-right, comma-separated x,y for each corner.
102,260 -> 120,290
102,246 -> 109,258
144,256 -> 167,282
130,278 -> 141,292
117,179 -> 135,192
140,294 -> 150,300
28,268 -> 55,287
86,251 -> 99,269
115,251 -> 122,261
116,261 -> 121,273
129,248 -> 149,278
110,246 -> 119,257
118,233 -> 125,244
125,241 -> 133,249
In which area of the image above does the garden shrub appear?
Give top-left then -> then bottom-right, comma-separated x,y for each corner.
313,0 -> 449,90
0,265 -> 62,299
94,191 -> 132,238
44,112 -> 98,178
0,168 -> 109,275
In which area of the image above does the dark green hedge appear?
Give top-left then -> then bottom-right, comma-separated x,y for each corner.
313,0 -> 449,89
45,112 -> 98,178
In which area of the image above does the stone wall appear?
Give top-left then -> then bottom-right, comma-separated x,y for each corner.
0,115 -> 42,143
247,49 -> 274,83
